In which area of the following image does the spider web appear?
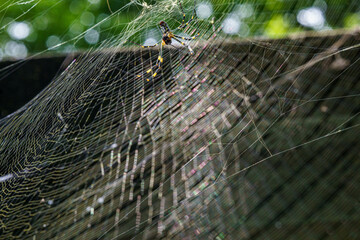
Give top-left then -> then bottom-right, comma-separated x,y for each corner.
0,0 -> 360,239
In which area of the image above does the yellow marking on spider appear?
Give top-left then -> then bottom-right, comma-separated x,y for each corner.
141,46 -> 145,48
146,69 -> 152,73
153,72 -> 157,77
146,79 -> 150,81
181,42 -> 185,45
186,23 -> 189,25
192,16 -> 194,19
137,75 -> 141,77
158,56 -> 163,63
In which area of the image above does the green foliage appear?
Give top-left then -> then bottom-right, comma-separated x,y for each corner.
0,0 -> 359,57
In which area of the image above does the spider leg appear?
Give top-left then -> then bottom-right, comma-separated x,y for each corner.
137,43 -> 164,81
174,33 -> 200,41
178,1 -> 197,30
179,1 -> 186,28
126,39 -> 159,48
173,37 -> 194,55
140,43 -> 159,49
149,43 -> 163,80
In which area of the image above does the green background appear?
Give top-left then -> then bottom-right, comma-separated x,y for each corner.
0,0 -> 359,56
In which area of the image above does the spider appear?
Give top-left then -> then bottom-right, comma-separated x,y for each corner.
133,1 -> 200,81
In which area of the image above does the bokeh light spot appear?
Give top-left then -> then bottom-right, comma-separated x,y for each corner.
81,12 -> 95,26
196,2 -> 213,19
7,22 -> 31,40
297,7 -> 325,29
46,35 -> 61,49
84,29 -> 100,44
222,17 -> 240,35
70,21 -> 84,35
33,16 -> 48,30
5,41 -> 28,59
344,13 -> 360,28
265,15 -> 289,38
235,4 -> 254,19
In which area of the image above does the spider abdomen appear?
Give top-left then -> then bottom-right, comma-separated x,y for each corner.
162,35 -> 172,45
